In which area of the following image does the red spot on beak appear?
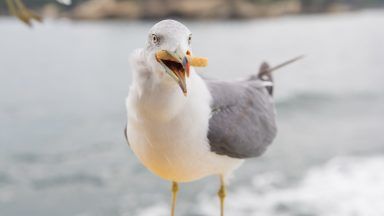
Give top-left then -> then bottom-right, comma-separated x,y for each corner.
186,50 -> 191,77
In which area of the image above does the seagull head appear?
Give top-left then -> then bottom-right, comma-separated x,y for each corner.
145,20 -> 192,96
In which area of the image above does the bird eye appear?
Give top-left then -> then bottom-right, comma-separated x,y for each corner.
188,35 -> 192,45
151,34 -> 160,45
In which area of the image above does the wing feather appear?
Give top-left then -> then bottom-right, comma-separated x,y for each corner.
205,77 -> 277,159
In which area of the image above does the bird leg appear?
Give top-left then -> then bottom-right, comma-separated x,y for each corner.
171,181 -> 179,216
217,175 -> 226,216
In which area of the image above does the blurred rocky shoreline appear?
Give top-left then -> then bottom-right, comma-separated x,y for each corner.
39,0 -> 360,20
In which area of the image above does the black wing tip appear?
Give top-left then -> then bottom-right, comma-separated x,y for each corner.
258,62 -> 273,81
258,62 -> 274,96
251,55 -> 306,96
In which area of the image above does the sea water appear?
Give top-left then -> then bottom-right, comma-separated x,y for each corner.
1,10 -> 384,216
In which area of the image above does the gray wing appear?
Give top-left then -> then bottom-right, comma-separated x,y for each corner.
205,76 -> 277,159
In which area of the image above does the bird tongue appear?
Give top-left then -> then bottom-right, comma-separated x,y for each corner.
155,50 -> 189,96
170,65 -> 187,96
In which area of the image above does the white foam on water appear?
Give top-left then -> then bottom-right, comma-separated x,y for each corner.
198,156 -> 384,216
136,203 -> 168,216
118,156 -> 384,216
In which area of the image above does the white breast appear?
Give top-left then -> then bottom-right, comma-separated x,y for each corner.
126,71 -> 242,182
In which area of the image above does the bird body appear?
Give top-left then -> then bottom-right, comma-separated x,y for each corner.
126,51 -> 243,182
125,19 -> 283,215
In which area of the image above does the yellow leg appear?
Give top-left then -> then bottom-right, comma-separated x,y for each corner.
171,181 -> 179,216
218,175 -> 226,216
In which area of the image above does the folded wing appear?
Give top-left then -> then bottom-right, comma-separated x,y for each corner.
205,73 -> 277,159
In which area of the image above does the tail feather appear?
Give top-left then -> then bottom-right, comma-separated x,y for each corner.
250,55 -> 305,96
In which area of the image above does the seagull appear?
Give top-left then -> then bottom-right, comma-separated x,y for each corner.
125,19 -> 301,216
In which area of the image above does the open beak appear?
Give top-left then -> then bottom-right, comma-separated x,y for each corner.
156,48 -> 190,96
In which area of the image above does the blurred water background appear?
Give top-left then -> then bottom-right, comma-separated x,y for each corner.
1,9 -> 384,216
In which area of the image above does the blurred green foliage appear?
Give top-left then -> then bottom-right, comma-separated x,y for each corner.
245,0 -> 384,11
1,0 -> 384,12
1,0 -> 383,23
3,0 -> 42,26
0,0 -> 84,11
